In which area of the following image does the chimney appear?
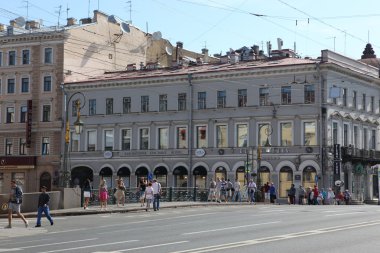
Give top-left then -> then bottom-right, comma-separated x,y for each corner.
202,48 -> 209,63
176,41 -> 183,64
66,18 -> 77,26
80,18 -> 92,24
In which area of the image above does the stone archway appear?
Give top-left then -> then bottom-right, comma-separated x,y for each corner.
71,166 -> 93,188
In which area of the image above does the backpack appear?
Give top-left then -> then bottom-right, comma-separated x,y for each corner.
210,181 -> 216,188
14,186 -> 23,204
227,181 -> 233,189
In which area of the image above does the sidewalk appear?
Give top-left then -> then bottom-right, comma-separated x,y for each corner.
0,201 -> 252,219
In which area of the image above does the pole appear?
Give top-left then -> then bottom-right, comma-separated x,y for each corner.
188,74 -> 193,187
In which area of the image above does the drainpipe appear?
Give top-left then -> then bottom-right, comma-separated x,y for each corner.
188,74 -> 194,187
316,62 -> 326,188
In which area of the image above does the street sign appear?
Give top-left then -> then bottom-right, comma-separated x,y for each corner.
333,144 -> 341,160
333,160 -> 341,175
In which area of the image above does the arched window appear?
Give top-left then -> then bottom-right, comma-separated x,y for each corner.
279,166 -> 293,198
303,166 -> 317,189
173,166 -> 188,187
154,166 -> 168,187
193,166 -> 207,188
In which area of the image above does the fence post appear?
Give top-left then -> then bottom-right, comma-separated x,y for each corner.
193,187 -> 197,201
169,187 -> 173,202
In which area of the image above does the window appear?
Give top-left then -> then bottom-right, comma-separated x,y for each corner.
342,88 -> 347,106
177,127 -> 187,148
217,90 -> 226,108
6,107 -> 15,123
372,129 -> 376,150
44,48 -> 52,64
121,129 -> 131,150
258,123 -> 270,146
158,128 -> 169,149
21,78 -> 29,93
42,105 -> 51,122
72,100 -> 77,117
5,138 -> 13,155
123,97 -> 131,114
106,98 -> 113,115
238,89 -> 247,107
8,50 -> 16,65
139,128 -> 149,150
22,49 -> 30,64
371,96 -> 375,113
198,92 -> 206,109
20,106 -> 27,123
281,86 -> 291,105
259,88 -> 269,106
19,138 -> 27,155
352,91 -> 357,109
362,94 -> 366,111
43,76 -> 52,92
280,122 -> 292,146
332,122 -> 338,144
196,126 -> 207,148
236,124 -> 248,147
304,85 -> 315,104
353,126 -> 359,147
42,137 -> 50,155
141,96 -> 149,112
343,124 -> 348,147
7,79 -> 15,94
364,128 -> 368,150
216,125 -> 228,148
70,132 -> 80,152
87,130 -> 96,151
159,94 -> 168,112
304,122 -> 317,145
89,99 -> 96,115
104,130 -> 114,151
178,93 -> 186,111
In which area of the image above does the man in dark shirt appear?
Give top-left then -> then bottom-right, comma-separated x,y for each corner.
35,186 -> 54,227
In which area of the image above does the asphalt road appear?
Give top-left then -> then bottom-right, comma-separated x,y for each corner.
1,204 -> 380,253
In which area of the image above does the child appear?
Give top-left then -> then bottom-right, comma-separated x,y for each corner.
144,182 -> 154,211
99,178 -> 108,211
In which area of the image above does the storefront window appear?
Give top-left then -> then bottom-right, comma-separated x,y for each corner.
139,128 -> 149,150
304,122 -> 316,145
173,167 -> 188,187
196,126 -> 207,148
279,167 -> 293,198
280,122 -> 293,146
258,123 -> 270,146
237,124 -> 248,147
158,128 -> 169,149
177,127 -> 187,149
303,166 -> 316,189
236,167 -> 245,186
216,125 -> 227,148
258,167 -> 270,187
215,167 -> 227,180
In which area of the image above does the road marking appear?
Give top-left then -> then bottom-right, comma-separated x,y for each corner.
182,221 -> 280,235
38,240 -> 138,253
116,241 -> 189,252
171,220 -> 380,253
17,238 -> 98,249
0,249 -> 21,252
325,212 -> 364,217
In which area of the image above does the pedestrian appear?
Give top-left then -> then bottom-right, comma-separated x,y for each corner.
152,179 -> 161,211
220,178 -> 227,203
233,178 -> 241,202
247,179 -> 257,204
99,178 -> 108,211
288,184 -> 296,205
298,185 -> 306,205
114,179 -> 126,207
343,189 -> 351,205
138,177 -> 147,207
208,179 -> 216,202
327,188 -> 335,205
336,191 -> 344,205
269,182 -> 277,204
144,182 -> 154,211
5,180 -> 28,228
264,182 -> 270,204
35,186 -> 54,227
227,179 -> 234,202
83,178 -> 92,210
215,177 -> 221,203
312,185 -> 319,205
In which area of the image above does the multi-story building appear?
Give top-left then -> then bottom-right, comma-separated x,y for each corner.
0,10 -> 171,193
64,48 -> 380,202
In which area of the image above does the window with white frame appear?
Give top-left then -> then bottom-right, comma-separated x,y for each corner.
280,122 -> 292,146
139,128 -> 149,150
42,105 -> 51,122
21,77 -> 29,93
121,129 -> 131,150
106,98 -> 113,115
158,128 -> 169,149
259,88 -> 269,106
371,129 -> 376,150
19,138 -> 27,155
123,97 -> 131,114
89,99 -> 96,115
352,91 -> 357,109
332,122 -> 338,144
343,124 -> 349,147
342,88 -> 347,106
217,90 -> 226,108
303,122 -> 317,145
43,76 -> 52,92
198,92 -> 206,109
353,126 -> 359,148
6,107 -> 14,123
371,96 -> 375,113
178,93 -> 186,111
364,128 -> 368,150
196,125 -> 207,148
42,137 -> 50,155
22,49 -> 30,64
281,86 -> 291,105
177,127 -> 187,149
159,94 -> 167,112
87,130 -> 97,151
8,50 -> 16,65
7,78 -> 15,94
362,94 -> 366,111
44,48 -> 52,64
104,130 -> 114,151
141,96 -> 149,112
236,124 -> 248,147
258,123 -> 270,146
70,132 -> 80,152
6,138 -> 13,155
238,89 -> 247,107
216,125 -> 227,148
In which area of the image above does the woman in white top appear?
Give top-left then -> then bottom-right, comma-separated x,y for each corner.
327,188 -> 335,205
144,182 -> 154,211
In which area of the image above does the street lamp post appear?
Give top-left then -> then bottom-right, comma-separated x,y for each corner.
257,125 -> 272,188
62,91 -> 86,188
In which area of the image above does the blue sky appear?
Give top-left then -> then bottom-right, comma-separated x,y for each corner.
2,0 -> 380,59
